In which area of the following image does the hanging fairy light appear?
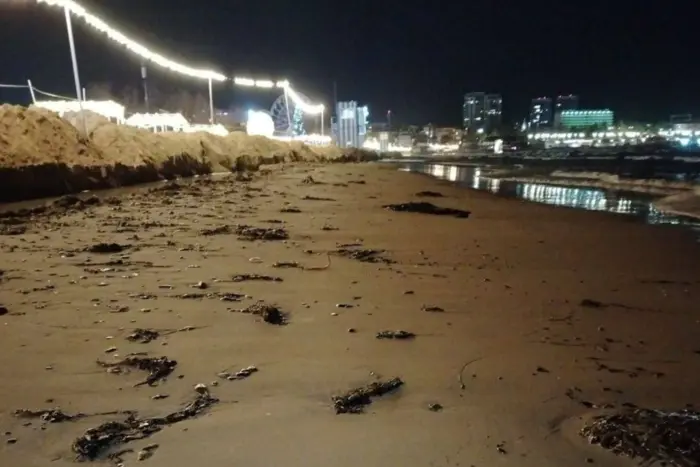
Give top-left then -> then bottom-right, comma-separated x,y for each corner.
33,0 -> 325,116
36,0 -> 227,81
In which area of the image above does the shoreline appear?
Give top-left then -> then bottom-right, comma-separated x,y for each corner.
1,163 -> 699,466
398,161 -> 700,222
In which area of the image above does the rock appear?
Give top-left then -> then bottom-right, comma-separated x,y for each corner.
428,403 -> 443,412
194,383 -> 208,395
0,305 -> 8,316
194,281 -> 208,290
6,438 -> 17,444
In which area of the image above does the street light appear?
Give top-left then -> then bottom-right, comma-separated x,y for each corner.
62,5 -> 87,136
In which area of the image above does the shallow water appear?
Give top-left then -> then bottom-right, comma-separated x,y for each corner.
400,162 -> 700,231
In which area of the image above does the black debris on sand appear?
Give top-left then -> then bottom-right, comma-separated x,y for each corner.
72,391 -> 218,461
376,330 -> 416,340
272,261 -> 301,269
383,202 -> 470,218
415,191 -> 444,197
200,226 -> 231,236
580,298 -> 606,308
236,302 -> 287,325
231,274 -> 282,283
334,248 -> 393,264
0,224 -> 27,235
97,355 -> 177,387
302,195 -> 336,201
126,329 -> 160,344
218,292 -> 246,302
301,175 -> 322,185
218,366 -> 258,381
86,243 -> 128,254
235,225 -> 289,241
14,408 -> 85,423
332,377 -> 404,414
581,408 -> 700,466
172,292 -> 245,302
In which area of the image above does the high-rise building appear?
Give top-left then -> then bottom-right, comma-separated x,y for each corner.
530,97 -> 552,129
463,92 -> 485,131
463,92 -> 501,132
485,94 -> 502,131
555,94 -> 579,112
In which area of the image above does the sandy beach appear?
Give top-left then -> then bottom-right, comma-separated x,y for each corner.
1,162 -> 699,466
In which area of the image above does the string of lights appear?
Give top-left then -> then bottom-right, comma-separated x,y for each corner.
34,0 -> 324,114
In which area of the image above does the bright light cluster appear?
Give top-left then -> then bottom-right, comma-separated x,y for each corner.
183,123 -> 229,137
35,0 -> 324,115
233,77 -> 323,114
125,112 -> 190,130
246,110 -> 275,138
34,99 -> 125,121
273,134 -> 332,145
234,78 -> 287,89
285,85 -> 324,115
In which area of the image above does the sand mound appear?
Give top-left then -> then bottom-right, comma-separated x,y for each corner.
58,109 -> 112,136
0,105 -> 378,202
0,104 -> 105,167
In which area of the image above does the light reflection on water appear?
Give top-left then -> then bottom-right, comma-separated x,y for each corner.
401,163 -> 700,229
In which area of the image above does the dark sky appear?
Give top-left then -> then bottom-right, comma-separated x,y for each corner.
0,0 -> 696,126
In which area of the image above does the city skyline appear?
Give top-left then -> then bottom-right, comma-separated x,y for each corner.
0,1 -> 696,126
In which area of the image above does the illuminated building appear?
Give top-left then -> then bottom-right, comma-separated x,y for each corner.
485,94 -> 503,131
555,110 -> 614,129
463,92 -> 485,131
335,101 -> 369,148
529,97 -> 552,129
555,94 -> 579,112
463,92 -> 501,132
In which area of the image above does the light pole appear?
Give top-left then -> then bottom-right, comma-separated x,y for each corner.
321,107 -> 324,136
208,77 -> 214,124
63,6 -> 87,136
282,86 -> 292,137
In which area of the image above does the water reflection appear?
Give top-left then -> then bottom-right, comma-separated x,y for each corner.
403,163 -> 700,228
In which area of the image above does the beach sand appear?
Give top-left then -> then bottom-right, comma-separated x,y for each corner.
1,163 -> 699,466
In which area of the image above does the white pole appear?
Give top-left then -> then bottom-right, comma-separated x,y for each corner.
283,86 -> 292,136
208,77 -> 214,124
64,7 -> 87,136
321,109 -> 324,136
82,87 -> 86,101
27,79 -> 37,104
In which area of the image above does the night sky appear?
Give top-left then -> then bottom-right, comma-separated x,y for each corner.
0,1 -> 696,126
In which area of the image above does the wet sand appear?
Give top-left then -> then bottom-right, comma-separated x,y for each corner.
1,163 -> 699,466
